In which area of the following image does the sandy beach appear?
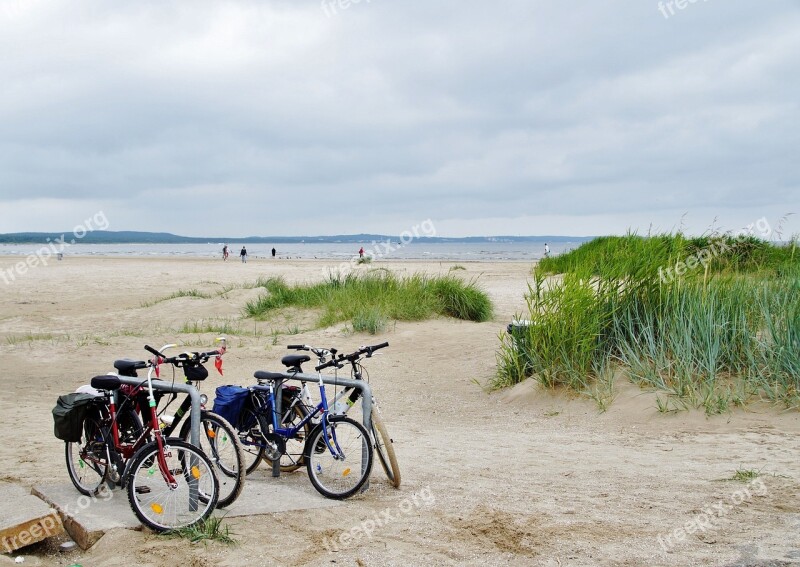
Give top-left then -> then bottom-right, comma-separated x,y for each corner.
1,255 -> 798,567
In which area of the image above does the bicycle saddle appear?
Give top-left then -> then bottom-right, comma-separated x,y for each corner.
114,359 -> 146,377
281,354 -> 310,370
254,370 -> 286,381
91,375 -> 121,391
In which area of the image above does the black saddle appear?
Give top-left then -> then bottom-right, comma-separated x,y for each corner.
91,375 -> 121,391
114,359 -> 146,377
254,370 -> 288,382
281,354 -> 310,370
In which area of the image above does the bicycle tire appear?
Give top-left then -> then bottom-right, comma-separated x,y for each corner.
179,411 -> 245,508
371,411 -> 401,488
65,412 -> 109,495
237,406 -> 267,475
305,417 -> 373,500
126,439 -> 219,532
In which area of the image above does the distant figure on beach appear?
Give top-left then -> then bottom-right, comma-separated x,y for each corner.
358,247 -> 365,258
222,244 -> 229,261
271,247 -> 276,258
240,246 -> 247,263
544,243 -> 551,258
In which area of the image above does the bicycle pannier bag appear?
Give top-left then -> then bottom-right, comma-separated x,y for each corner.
52,393 -> 99,442
212,385 -> 249,425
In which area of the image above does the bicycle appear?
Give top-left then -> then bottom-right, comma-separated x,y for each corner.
231,351 -> 374,499
60,345 -> 219,531
287,342 -> 400,488
111,341 -> 245,508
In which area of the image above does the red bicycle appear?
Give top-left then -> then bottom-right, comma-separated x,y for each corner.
62,344 -> 220,531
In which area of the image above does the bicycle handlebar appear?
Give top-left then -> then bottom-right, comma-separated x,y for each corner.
143,345 -> 224,367
341,341 -> 389,361
314,358 -> 344,372
312,342 -> 388,371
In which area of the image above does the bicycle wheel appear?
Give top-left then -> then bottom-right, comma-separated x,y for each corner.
65,412 -> 109,495
179,411 -> 245,508
305,416 -> 373,500
273,393 -> 311,472
237,406 -> 266,475
126,439 -> 218,532
371,411 -> 401,488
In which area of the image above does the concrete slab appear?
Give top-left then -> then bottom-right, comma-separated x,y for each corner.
222,469 -> 341,517
0,484 -> 63,553
31,484 -> 135,550
33,472 -> 340,548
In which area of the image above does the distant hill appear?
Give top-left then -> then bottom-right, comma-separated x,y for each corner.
0,231 -> 594,244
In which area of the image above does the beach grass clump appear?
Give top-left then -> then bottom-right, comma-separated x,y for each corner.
351,307 -> 388,335
161,515 -> 236,544
497,234 -> 800,412
179,319 -> 240,335
141,288 -> 213,308
244,271 -> 492,330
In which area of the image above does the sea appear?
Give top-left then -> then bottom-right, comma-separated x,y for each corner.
0,240 -> 586,261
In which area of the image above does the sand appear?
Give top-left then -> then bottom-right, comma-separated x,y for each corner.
1,255 -> 798,566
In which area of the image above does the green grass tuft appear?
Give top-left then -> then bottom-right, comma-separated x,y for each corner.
243,272 -> 493,330
161,515 -> 236,544
352,308 -> 388,335
728,469 -> 761,482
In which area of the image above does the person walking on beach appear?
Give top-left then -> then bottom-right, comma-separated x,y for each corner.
544,243 -> 551,258
358,246 -> 365,258
271,247 -> 276,258
240,246 -> 247,263
222,244 -> 229,261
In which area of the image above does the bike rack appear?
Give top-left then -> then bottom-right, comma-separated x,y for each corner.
112,376 -> 202,447
267,372 -> 373,487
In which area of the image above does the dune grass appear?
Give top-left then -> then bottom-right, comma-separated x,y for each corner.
244,271 -> 493,331
496,233 -> 800,413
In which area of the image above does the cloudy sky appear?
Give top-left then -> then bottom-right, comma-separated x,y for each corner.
1,0 -> 798,238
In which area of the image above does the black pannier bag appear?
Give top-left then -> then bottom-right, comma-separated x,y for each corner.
52,393 -> 99,442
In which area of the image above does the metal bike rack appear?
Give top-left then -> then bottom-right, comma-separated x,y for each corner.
112,376 -> 202,447
267,372 -> 373,487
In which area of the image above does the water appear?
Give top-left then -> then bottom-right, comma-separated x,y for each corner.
0,240 -> 585,261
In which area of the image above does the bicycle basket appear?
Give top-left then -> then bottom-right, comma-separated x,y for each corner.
52,393 -> 100,442
212,385 -> 249,425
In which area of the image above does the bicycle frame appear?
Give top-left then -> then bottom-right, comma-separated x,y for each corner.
252,376 -> 344,458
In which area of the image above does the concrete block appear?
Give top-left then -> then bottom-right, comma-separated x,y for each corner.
0,484 -> 63,553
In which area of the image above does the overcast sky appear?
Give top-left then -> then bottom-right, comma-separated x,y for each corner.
1,1 -> 798,238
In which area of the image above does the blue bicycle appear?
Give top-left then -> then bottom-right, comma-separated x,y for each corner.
235,350 -> 374,499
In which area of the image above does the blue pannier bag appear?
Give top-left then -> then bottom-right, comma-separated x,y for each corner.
213,385 -> 249,426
